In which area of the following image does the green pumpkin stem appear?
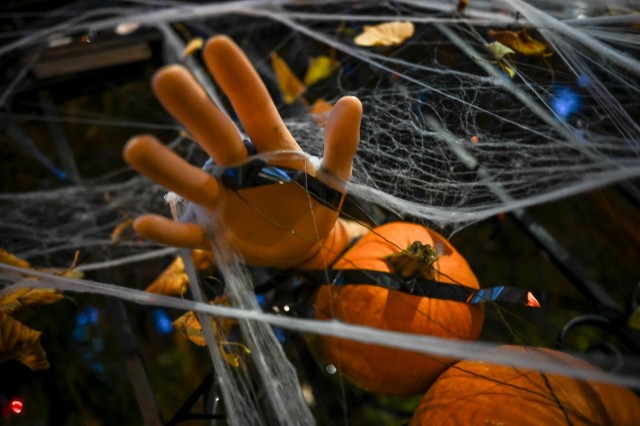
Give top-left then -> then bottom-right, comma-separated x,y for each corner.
386,241 -> 439,281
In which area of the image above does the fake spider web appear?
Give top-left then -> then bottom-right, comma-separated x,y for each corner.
1,0 -> 640,425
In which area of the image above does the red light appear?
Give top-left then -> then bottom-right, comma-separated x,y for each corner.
10,398 -> 23,414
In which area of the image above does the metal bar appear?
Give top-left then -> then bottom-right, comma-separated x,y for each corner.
509,208 -> 624,316
39,90 -> 82,183
165,372 -> 225,425
618,181 -> 640,212
105,297 -> 164,426
425,115 -> 625,316
99,267 -> 163,426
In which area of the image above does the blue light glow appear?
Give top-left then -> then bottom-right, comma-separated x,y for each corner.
73,306 -> 99,342
76,306 -> 99,326
152,308 -> 173,335
576,73 -> 590,88
551,85 -> 581,119
273,326 -> 286,344
255,294 -> 266,308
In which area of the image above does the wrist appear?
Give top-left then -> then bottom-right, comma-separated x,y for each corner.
293,218 -> 369,270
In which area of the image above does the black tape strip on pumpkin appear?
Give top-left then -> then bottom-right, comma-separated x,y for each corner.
298,269 -> 597,309
215,158 -> 343,211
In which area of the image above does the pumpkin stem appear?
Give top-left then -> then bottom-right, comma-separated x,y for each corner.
386,241 -> 439,281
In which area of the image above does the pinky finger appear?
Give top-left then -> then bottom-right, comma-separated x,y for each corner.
134,214 -> 210,249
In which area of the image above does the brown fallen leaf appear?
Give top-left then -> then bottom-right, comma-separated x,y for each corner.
0,312 -> 49,370
0,249 -> 71,372
488,29 -> 550,57
0,249 -> 30,269
146,257 -> 189,297
354,21 -> 415,47
173,297 -> 248,367
0,288 -> 65,314
0,249 -> 66,312
457,0 -> 469,14
145,250 -> 214,296
271,52 -> 306,104
173,309 -> 206,346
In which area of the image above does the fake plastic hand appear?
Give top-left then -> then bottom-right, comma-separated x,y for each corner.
124,36 -> 365,269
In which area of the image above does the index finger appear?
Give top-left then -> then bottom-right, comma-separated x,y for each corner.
203,36 -> 300,154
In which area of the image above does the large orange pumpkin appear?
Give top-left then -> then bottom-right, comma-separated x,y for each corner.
411,345 -> 640,425
313,222 -> 485,395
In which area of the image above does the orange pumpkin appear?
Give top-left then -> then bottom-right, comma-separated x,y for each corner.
313,222 -> 485,395
411,345 -> 640,425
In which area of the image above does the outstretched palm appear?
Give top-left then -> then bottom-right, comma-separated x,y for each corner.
124,36 -> 363,269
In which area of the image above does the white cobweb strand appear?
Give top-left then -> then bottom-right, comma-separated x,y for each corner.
1,1 -> 640,423
183,203 -> 315,426
1,263 -> 640,391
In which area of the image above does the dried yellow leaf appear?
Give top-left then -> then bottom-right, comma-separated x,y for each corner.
485,41 -> 516,60
145,250 -> 214,296
146,257 -> 189,297
173,299 -> 248,368
354,21 -> 415,47
173,310 -> 206,346
0,313 -> 49,370
0,288 -> 64,314
271,52 -> 306,104
488,29 -> 550,57
303,56 -> 340,86
0,249 -> 30,269
173,297 -> 236,346
484,41 -> 518,78
54,249 -> 84,279
499,62 -> 517,78
182,37 -> 204,58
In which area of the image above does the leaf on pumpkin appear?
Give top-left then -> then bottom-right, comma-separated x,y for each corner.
0,249 -> 30,269
182,37 -> 204,58
386,241 -> 439,281
0,288 -> 64,314
354,21 -> 415,47
303,56 -> 340,86
488,29 -> 550,57
309,98 -> 334,126
0,312 -> 49,370
271,52 -> 306,104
